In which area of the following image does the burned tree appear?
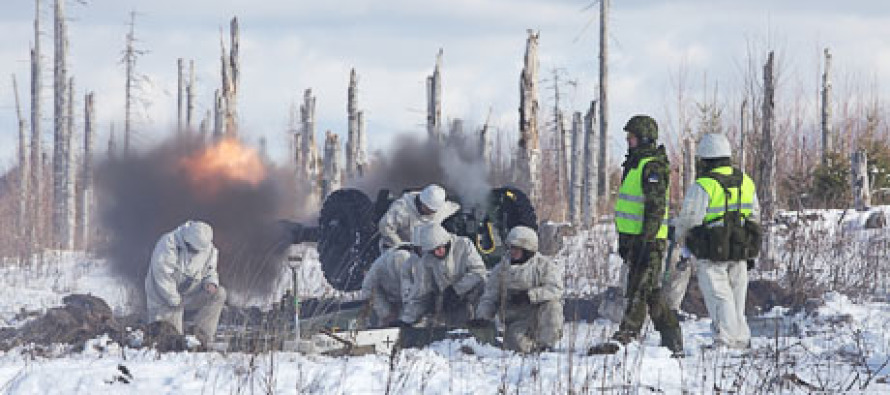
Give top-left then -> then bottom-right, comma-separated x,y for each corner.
597,0 -> 610,201
13,75 -> 29,250
300,88 -> 321,184
569,112 -> 584,225
517,30 -> 542,205
851,150 -> 870,211
821,48 -> 833,165
758,51 -> 777,266
77,92 -> 94,250
30,0 -> 43,249
427,49 -> 443,143
322,131 -> 343,199
582,100 -> 598,227
220,17 -> 240,137
345,68 -> 363,180
53,0 -> 75,249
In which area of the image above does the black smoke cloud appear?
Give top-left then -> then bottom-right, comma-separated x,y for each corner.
96,135 -> 301,306
349,131 -> 493,210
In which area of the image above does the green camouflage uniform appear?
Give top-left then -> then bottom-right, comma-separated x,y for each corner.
614,117 -> 683,353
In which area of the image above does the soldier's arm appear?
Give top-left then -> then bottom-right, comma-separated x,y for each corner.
201,247 -> 220,287
150,237 -> 182,307
675,183 -> 710,246
475,261 -> 504,320
640,160 -> 669,240
378,200 -> 408,247
528,257 -> 564,303
452,238 -> 487,295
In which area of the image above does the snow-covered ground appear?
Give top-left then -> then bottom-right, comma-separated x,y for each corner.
1,208 -> 890,393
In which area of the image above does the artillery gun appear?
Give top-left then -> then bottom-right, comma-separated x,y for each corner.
281,186 -> 537,291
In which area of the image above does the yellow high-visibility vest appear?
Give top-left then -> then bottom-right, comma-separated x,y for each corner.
696,166 -> 756,225
614,157 -> 669,239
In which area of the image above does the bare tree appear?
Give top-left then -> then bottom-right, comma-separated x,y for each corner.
597,0 -> 610,201
517,30 -> 542,205
740,99 -> 748,172
220,17 -> 240,137
759,51 -> 777,266
121,11 -> 145,157
821,48 -> 833,164
569,112 -> 584,225
851,150 -> 870,211
77,92 -> 94,250
212,89 -> 223,141
427,49 -> 443,143
346,68 -> 359,181
186,59 -> 196,131
30,0 -> 43,250
177,58 -> 184,132
583,100 -> 598,227
322,131 -> 342,198
300,88 -> 320,183
13,75 -> 30,252
53,0 -> 73,249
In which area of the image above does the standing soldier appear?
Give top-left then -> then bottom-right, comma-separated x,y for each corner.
596,115 -> 684,356
473,226 -> 564,353
675,133 -> 759,349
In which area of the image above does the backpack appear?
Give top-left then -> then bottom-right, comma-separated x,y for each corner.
686,168 -> 762,261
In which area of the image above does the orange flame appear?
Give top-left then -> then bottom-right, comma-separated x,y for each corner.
180,137 -> 267,198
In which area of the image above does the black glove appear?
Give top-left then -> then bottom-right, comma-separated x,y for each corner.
747,259 -> 755,271
442,286 -> 462,307
509,290 -> 531,305
467,318 -> 491,329
393,319 -> 413,328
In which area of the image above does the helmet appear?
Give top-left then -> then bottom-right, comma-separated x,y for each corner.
506,226 -> 538,253
419,184 -> 447,212
181,220 -> 213,251
696,133 -> 732,159
624,115 -> 658,142
416,223 -> 452,252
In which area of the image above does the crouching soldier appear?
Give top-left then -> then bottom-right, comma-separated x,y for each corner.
398,223 -> 487,328
473,226 -> 563,352
145,220 -> 226,344
361,243 -> 416,327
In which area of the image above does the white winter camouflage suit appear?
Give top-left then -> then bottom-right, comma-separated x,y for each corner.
145,221 -> 227,340
361,245 -> 415,326
378,191 -> 460,249
476,253 -> 564,352
675,181 -> 759,349
400,233 -> 487,326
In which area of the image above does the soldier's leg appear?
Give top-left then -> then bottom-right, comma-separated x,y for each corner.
697,260 -> 739,346
663,257 -> 693,311
648,291 -> 683,352
727,260 -> 750,347
617,259 -> 648,338
183,286 -> 227,341
533,300 -> 564,349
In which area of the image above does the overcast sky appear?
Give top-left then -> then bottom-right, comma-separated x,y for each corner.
1,0 -> 889,170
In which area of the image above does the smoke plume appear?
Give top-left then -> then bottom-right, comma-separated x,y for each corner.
95,135 -> 303,306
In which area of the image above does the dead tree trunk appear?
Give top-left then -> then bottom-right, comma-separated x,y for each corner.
300,88 -> 320,183
322,131 -> 342,198
186,60 -> 195,131
583,101 -> 598,227
356,111 -> 366,177
123,11 -> 137,157
64,77 -> 76,250
479,108 -> 493,168
821,48 -> 833,164
597,0 -> 610,201
53,0 -> 72,249
212,89 -> 223,141
517,30 -> 542,205
346,68 -> 359,181
740,99 -> 748,172
851,150 -> 870,211
426,49 -> 443,144
77,92 -> 94,250
569,112 -> 584,226
682,136 -> 695,194
30,0 -> 43,250
221,17 -> 240,137
13,75 -> 30,252
200,110 -> 210,143
107,124 -> 116,160
177,58 -> 184,133
759,51 -> 777,266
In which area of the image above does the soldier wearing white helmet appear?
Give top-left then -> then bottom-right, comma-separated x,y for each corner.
378,184 -> 461,250
360,243 -> 417,326
145,220 -> 227,343
674,133 -> 760,349
473,226 -> 564,352
398,223 -> 487,327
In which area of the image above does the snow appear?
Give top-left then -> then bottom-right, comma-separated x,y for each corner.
1,207 -> 890,393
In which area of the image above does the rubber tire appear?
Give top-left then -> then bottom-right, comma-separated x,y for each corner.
317,189 -> 380,291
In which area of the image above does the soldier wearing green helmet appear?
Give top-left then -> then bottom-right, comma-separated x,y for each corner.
597,114 -> 684,356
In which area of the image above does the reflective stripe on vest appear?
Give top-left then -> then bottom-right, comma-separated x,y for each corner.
696,166 -> 756,225
614,157 -> 669,239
